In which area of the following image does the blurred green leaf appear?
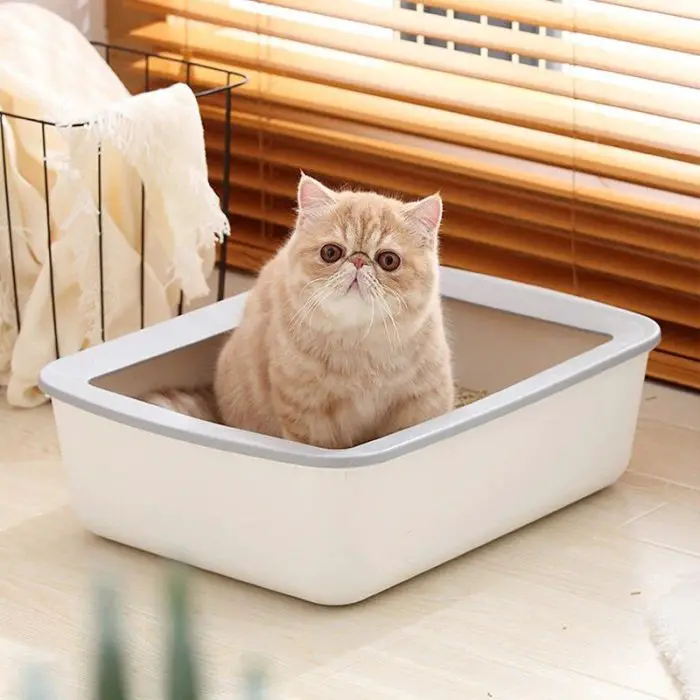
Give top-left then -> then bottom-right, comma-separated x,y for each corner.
23,563 -> 272,700
165,563 -> 199,700
95,577 -> 129,700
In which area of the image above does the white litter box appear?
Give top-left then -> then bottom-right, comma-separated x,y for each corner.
40,267 -> 660,605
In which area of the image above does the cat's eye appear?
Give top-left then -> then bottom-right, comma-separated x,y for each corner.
376,250 -> 401,272
320,243 -> 344,263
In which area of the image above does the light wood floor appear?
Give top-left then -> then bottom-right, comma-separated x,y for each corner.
1,380 -> 699,699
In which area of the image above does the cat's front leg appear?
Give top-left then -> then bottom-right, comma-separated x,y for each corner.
279,420 -> 345,450
272,391 -> 345,449
379,389 -> 454,438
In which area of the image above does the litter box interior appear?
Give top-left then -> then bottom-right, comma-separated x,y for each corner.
91,297 -> 611,411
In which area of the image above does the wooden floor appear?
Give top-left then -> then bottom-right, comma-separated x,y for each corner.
1,380 -> 699,699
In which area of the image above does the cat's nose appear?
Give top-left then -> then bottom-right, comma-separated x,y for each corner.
350,255 -> 367,269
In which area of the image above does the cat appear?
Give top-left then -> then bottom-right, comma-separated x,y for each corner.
143,173 -> 454,449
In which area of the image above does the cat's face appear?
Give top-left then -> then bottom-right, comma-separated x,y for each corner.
287,174 -> 442,333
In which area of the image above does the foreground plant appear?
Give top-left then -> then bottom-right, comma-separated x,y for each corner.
22,565 -> 267,700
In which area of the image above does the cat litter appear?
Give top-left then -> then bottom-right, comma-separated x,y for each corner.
455,387 -> 489,408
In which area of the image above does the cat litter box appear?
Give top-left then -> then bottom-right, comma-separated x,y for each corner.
40,266 -> 659,605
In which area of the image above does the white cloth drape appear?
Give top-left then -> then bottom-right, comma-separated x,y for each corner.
0,3 -> 229,407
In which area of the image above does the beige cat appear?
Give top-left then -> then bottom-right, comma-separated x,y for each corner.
213,174 -> 454,448
143,173 -> 454,448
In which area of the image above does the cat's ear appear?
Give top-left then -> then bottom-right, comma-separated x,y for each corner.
402,193 -> 442,244
297,172 -> 337,214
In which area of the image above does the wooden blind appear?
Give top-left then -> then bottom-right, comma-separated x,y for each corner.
107,0 -> 700,389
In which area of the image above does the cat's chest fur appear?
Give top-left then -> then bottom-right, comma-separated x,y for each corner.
311,345 -> 413,431
314,380 -> 393,447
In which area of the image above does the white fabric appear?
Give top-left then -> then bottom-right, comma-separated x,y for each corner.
0,3 -> 228,407
649,573 -> 700,700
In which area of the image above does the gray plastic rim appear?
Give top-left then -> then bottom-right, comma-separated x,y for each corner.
39,266 -> 661,468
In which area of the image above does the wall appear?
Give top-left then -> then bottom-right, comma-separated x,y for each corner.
0,0 -> 106,41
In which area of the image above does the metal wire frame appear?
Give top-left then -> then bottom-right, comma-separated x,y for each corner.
0,42 -> 246,359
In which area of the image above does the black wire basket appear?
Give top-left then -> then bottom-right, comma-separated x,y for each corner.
0,42 -> 247,362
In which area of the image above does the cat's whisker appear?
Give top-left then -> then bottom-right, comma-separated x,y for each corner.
363,276 -> 402,350
292,270 -> 342,321
371,288 -> 398,352
385,308 -> 402,351
290,286 -> 327,329
382,303 -> 402,351
360,291 -> 376,342
299,273 -> 333,294
381,314 -> 396,353
290,271 -> 346,330
369,276 -> 406,316
384,286 -> 408,312
291,292 -> 326,331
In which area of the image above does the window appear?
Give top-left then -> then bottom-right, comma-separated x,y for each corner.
399,1 -> 561,68
108,0 -> 700,388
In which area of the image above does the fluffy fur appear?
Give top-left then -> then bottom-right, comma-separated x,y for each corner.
140,386 -> 219,423
140,174 -> 454,447
212,174 -> 454,449
648,574 -> 700,700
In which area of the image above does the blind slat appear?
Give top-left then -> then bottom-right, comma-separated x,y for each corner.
127,0 -> 700,128
111,0 -> 700,387
146,55 -> 696,227
218,218 -> 280,271
217,222 -> 700,389
220,91 -> 700,226
134,23 -> 700,199
657,324 -> 700,361
594,0 -> 700,20
128,0 -> 700,89
213,153 -> 700,300
421,0 -> 700,55
647,353 -> 700,390
202,118 -> 700,263
213,187 -> 699,330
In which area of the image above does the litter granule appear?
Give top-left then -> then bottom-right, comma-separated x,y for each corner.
455,386 -> 489,409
